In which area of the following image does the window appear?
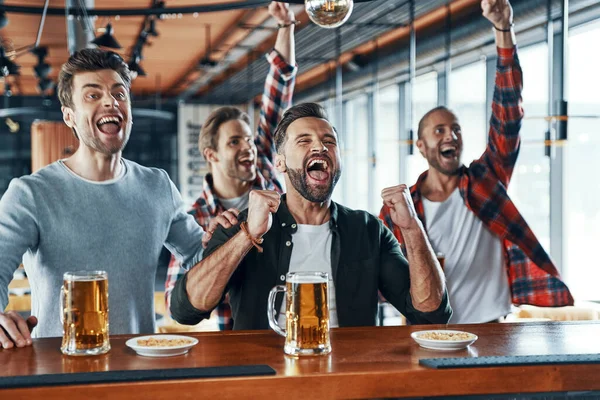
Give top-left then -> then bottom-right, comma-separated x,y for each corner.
507,43 -> 551,252
343,95 -> 370,211
449,60 -> 487,168
564,20 -> 600,300
374,85 -> 400,211
323,99 -> 344,204
408,72 -> 438,184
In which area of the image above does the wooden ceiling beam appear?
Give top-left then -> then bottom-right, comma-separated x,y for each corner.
194,8 -> 310,99
166,8 -> 265,96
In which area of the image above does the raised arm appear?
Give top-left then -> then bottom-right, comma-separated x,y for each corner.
255,2 -> 298,179
170,191 -> 280,323
478,0 -> 523,186
380,185 -> 448,320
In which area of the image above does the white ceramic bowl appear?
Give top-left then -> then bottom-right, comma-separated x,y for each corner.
126,334 -> 199,357
411,329 -> 478,351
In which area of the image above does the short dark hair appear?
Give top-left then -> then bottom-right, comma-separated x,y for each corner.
57,48 -> 131,110
274,102 -> 332,154
417,106 -> 455,139
199,107 -> 251,160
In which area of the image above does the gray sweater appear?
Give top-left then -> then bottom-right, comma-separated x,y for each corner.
0,159 -> 204,338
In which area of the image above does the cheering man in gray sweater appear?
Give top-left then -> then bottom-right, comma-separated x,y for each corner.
0,49 -> 207,348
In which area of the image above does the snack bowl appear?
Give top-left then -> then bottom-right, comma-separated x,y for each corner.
126,334 -> 198,357
411,329 -> 477,351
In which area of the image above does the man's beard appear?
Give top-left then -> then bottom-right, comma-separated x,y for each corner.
425,143 -> 461,176
80,129 -> 130,155
286,163 -> 341,203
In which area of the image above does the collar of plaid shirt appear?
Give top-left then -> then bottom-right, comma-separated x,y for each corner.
194,171 -> 282,218
381,166 -> 574,307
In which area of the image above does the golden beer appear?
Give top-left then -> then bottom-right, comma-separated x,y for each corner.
60,271 -> 110,356
268,272 -> 331,356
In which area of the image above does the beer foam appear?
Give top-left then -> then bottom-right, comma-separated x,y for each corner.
288,274 -> 328,284
64,271 -> 107,281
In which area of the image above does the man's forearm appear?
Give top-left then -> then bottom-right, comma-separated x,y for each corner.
274,25 -> 295,66
402,221 -> 445,312
495,27 -> 516,49
185,231 -> 253,312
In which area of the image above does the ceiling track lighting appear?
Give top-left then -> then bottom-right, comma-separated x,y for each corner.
91,22 -> 122,49
31,46 -> 51,78
146,19 -> 159,37
0,46 -> 20,77
128,53 -> 147,78
38,77 -> 54,93
199,25 -> 217,69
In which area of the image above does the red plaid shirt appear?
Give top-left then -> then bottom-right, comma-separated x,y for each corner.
380,47 -> 573,308
165,50 -> 296,329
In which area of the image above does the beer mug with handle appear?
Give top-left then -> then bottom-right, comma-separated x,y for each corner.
267,271 -> 331,356
60,271 -> 110,356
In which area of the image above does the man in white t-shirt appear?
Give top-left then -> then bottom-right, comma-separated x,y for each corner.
380,0 -> 573,324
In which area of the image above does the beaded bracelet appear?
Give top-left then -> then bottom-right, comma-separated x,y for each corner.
240,221 -> 264,253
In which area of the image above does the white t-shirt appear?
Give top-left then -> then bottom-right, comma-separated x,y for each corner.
218,193 -> 249,212
423,188 -> 512,323
277,222 -> 339,328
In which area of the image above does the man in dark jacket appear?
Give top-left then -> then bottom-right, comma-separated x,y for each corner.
171,103 -> 451,329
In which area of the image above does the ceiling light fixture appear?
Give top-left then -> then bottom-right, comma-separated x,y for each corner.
38,77 -> 54,93
199,25 -> 217,69
128,54 -> 147,78
146,19 -> 159,37
0,46 -> 20,77
91,22 -> 122,49
31,46 -> 51,78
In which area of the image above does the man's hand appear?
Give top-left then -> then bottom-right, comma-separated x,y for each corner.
246,190 -> 280,239
481,0 -> 513,29
202,208 -> 240,248
0,311 -> 37,349
269,1 -> 295,25
382,184 -> 420,231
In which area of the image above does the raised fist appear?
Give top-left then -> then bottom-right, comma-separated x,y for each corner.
481,0 -> 513,30
246,190 -> 281,238
381,184 -> 419,231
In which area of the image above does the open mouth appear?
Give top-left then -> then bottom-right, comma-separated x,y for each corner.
96,115 -> 123,135
440,145 -> 458,160
306,157 -> 330,182
237,154 -> 255,169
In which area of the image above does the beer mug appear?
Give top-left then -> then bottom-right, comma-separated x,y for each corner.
267,272 -> 331,356
60,271 -> 110,356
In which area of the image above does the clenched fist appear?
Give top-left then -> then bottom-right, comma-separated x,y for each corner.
246,190 -> 281,239
381,184 -> 419,230
481,0 -> 513,29
269,1 -> 295,25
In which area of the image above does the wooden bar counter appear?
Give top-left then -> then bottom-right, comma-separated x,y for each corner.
1,321 -> 600,399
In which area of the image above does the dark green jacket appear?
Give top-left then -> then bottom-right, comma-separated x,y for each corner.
171,197 -> 452,328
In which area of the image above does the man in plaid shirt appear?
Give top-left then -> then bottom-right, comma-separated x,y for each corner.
380,0 -> 573,323
164,2 -> 297,330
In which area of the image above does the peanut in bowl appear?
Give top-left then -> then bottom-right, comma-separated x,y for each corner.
126,335 -> 199,357
411,330 -> 478,351
136,337 -> 194,347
